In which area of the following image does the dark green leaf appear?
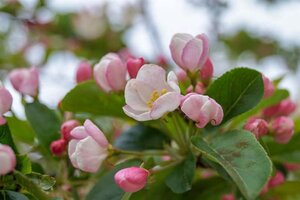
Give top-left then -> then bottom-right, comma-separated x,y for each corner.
206,68 -> 264,125
191,130 -> 272,200
1,191 -> 29,200
165,152 -> 196,193
6,116 -> 35,144
265,134 -> 300,163
0,124 -> 18,153
61,81 -> 126,118
86,159 -> 142,200
114,124 -> 169,151
25,101 -> 60,151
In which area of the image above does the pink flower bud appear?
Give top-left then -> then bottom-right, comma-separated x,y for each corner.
263,98 -> 296,118
262,75 -> 275,98
243,118 -> 269,139
200,58 -> 213,81
68,119 -> 108,173
175,68 -> 187,82
272,116 -> 294,144
114,167 -> 149,192
221,194 -> 235,200
180,93 -> 223,128
284,163 -> 300,171
0,86 -> 13,125
195,82 -> 205,94
50,139 -> 67,156
76,61 -> 92,83
127,57 -> 145,79
0,144 -> 16,175
9,67 -> 39,97
169,33 -> 209,72
94,53 -> 127,92
156,55 -> 168,67
268,171 -> 285,188
61,120 -> 81,141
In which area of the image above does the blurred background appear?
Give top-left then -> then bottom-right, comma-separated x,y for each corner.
0,0 -> 300,116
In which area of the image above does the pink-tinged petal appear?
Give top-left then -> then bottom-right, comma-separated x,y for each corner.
169,33 -> 193,68
84,119 -> 108,148
124,79 -> 153,111
9,69 -> 24,90
195,101 -> 212,128
0,116 -> 6,125
75,136 -> 108,173
0,87 -> 13,114
195,34 -> 209,68
0,144 -> 16,175
211,103 -> 223,126
200,58 -> 213,81
94,59 -> 112,92
167,71 -> 180,93
127,57 -> 145,79
181,94 -> 208,121
123,105 -> 152,121
136,64 -> 170,91
182,38 -> 204,71
150,92 -> 181,119
76,61 -> 92,83
68,139 -> 80,168
61,120 -> 81,141
105,57 -> 127,91
70,126 -> 88,140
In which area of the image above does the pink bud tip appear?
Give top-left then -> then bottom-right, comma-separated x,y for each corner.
0,86 -> 13,125
221,194 -> 235,200
272,116 -> 294,144
175,68 -> 187,82
127,57 -> 145,78
0,144 -> 16,175
200,58 -> 213,81
61,120 -> 81,141
76,61 -> 92,83
9,67 -> 39,97
244,118 -> 269,139
263,98 -> 296,118
268,171 -> 285,188
180,93 -> 223,128
114,167 -> 149,192
50,139 -> 67,156
262,75 -> 275,98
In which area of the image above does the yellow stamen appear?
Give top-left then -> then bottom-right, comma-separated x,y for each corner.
146,89 -> 168,108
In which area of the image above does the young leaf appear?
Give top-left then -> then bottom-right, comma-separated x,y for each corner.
206,68 -> 264,125
191,130 -> 272,200
25,101 -> 61,152
61,81 -> 126,118
165,152 -> 196,193
6,116 -> 35,144
86,159 -> 142,200
114,124 -> 169,151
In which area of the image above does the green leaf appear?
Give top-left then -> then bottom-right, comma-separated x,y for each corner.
6,116 -> 35,144
0,191 -> 29,200
25,101 -> 60,151
185,177 -> 232,200
14,171 -> 52,200
26,172 -> 56,191
165,152 -> 196,193
191,130 -> 272,200
86,159 -> 142,200
16,155 -> 32,174
114,124 -> 169,151
230,89 -> 289,127
61,81 -> 126,118
0,124 -> 18,153
265,133 -> 300,163
265,181 -> 300,200
206,68 -> 264,125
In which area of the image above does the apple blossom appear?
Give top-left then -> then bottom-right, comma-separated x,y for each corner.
94,53 -> 127,92
114,167 -> 149,192
76,61 -> 92,83
68,119 -> 109,173
50,139 -> 67,156
0,85 -> 13,125
271,116 -> 294,144
180,93 -> 223,128
9,67 -> 39,97
244,118 -> 269,139
61,119 -> 81,141
123,64 -> 181,121
0,144 -> 16,175
169,33 -> 209,72
127,57 -> 145,78
263,98 -> 296,118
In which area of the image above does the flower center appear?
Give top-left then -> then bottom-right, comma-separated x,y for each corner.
147,89 -> 168,108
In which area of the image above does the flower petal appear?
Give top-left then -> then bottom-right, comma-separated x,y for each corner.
167,71 -> 180,93
68,139 -> 80,168
84,119 -> 108,148
70,126 -> 88,140
123,105 -> 152,121
169,33 -> 193,67
182,38 -> 204,71
105,56 -> 127,91
94,59 -> 112,92
150,92 -> 181,119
